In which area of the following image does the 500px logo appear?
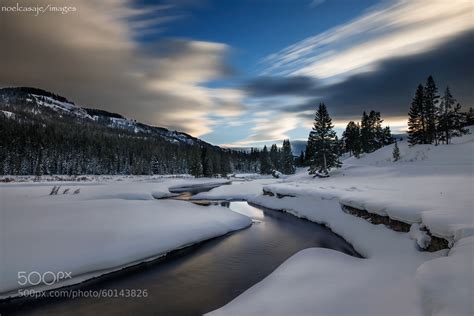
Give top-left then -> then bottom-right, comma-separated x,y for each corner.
18,271 -> 72,286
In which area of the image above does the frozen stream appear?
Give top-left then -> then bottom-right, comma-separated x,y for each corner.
3,192 -> 360,315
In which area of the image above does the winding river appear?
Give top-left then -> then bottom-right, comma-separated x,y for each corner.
3,188 -> 360,316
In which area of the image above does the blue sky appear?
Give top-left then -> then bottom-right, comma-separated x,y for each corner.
134,0 -> 379,77
130,0 -> 473,147
1,0 -> 473,147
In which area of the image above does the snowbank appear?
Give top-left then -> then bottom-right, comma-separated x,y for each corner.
211,129 -> 473,316
0,179 -> 252,298
192,179 -> 279,201
261,129 -> 473,241
168,180 -> 232,193
416,236 -> 474,316
210,192 -> 442,316
211,248 -> 422,316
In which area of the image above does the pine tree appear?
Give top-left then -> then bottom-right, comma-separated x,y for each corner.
307,103 -> 341,176
360,110 -> 382,152
382,126 -> 394,145
269,144 -> 280,171
281,139 -> 295,174
297,151 -> 305,167
259,145 -> 272,174
372,111 -> 385,149
360,111 -> 371,153
189,147 -> 203,177
201,147 -> 214,177
342,121 -> 361,157
423,75 -> 440,144
219,153 -> 232,177
333,135 -> 344,157
464,107 -> 474,126
408,84 -> 425,146
392,141 -> 400,162
438,87 -> 468,144
438,86 -> 455,144
211,151 -> 221,177
305,132 -> 315,166
450,102 -> 469,140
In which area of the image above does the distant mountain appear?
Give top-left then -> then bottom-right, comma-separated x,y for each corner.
0,87 -> 211,147
0,87 -> 257,175
228,140 -> 307,155
290,140 -> 307,156
392,133 -> 407,141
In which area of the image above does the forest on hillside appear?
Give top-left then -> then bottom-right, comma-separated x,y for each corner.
0,88 -> 260,176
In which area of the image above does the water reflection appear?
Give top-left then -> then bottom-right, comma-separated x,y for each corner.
228,202 -> 264,221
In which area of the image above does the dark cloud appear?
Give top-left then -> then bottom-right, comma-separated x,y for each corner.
244,76 -> 319,97
245,31 -> 474,120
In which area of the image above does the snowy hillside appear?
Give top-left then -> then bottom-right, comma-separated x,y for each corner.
345,129 -> 473,167
1,87 -> 261,176
32,94 -> 93,120
0,87 -> 206,147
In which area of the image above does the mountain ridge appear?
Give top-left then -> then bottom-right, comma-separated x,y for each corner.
0,86 -> 216,149
0,87 -> 258,175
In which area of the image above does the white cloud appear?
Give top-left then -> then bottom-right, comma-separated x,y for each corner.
233,113 -> 300,145
0,0 -> 245,137
262,0 -> 474,82
310,0 -> 326,8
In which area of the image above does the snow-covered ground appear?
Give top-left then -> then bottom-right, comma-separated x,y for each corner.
210,129 -> 473,316
0,178 -> 251,298
1,130 -> 472,315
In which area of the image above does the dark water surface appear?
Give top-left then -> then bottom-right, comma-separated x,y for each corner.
2,198 -> 359,316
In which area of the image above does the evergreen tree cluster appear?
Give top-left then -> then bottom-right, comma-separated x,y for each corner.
0,112 -> 257,177
408,75 -> 469,146
258,139 -> 295,175
303,103 -> 395,176
342,111 -> 394,158
0,88 -> 259,177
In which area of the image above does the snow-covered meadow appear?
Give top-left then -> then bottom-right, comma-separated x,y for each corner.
1,130 -> 472,315
210,130 -> 473,316
0,177 -> 251,298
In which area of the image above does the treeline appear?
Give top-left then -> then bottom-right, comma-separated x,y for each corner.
300,75 -> 473,177
341,110 -> 394,157
0,92 -> 259,176
299,106 -> 394,166
188,146 -> 261,177
4,87 -> 73,104
301,103 -> 395,177
408,75 -> 470,145
0,113 -> 259,176
258,139 -> 296,175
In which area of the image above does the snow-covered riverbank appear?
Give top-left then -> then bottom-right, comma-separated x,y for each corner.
0,178 -> 251,298
210,130 -> 473,316
1,130 -> 472,315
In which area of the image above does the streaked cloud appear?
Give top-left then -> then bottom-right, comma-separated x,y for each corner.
0,0 -> 244,137
232,112 -> 300,146
240,0 -> 474,145
309,0 -> 326,8
262,0 -> 474,82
